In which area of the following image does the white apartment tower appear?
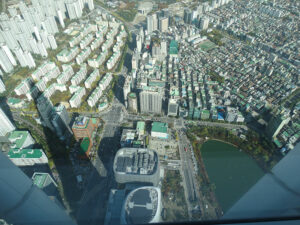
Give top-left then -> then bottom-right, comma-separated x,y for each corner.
199,17 -> 209,30
0,107 -> 16,136
159,17 -> 168,33
147,14 -> 153,34
152,13 -> 158,31
139,89 -> 162,114
1,43 -> 17,66
0,47 -> 14,73
0,79 -> 6,93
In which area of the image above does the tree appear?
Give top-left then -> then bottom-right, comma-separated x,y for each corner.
263,155 -> 270,163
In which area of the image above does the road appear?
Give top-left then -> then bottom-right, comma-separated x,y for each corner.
125,113 -> 247,130
177,128 -> 202,219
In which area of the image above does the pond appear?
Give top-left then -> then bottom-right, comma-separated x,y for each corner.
201,140 -> 264,212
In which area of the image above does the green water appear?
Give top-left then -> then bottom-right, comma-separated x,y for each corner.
200,140 -> 264,212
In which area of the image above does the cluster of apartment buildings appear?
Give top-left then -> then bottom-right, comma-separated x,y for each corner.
87,73 -> 113,107
0,0 -> 95,75
0,107 -> 48,167
124,0 -> 299,150
57,20 -> 126,71
12,15 -> 125,110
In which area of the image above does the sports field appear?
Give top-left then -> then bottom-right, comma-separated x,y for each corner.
198,40 -> 217,51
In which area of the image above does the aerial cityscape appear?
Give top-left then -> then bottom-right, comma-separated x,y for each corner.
0,0 -> 299,224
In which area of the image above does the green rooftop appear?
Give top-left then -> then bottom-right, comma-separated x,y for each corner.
8,98 -> 22,105
201,109 -> 210,115
91,118 -> 98,124
169,40 -> 178,55
149,81 -> 165,88
80,137 -> 90,154
8,149 -> 43,158
32,173 -> 48,188
151,122 -> 168,134
99,102 -> 107,107
9,131 -> 30,149
274,139 -> 282,148
137,121 -> 145,131
128,92 -> 137,98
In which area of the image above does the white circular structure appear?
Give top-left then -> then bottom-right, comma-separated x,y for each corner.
120,186 -> 162,224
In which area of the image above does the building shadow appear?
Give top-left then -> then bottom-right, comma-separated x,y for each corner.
4,84 -> 126,225
128,32 -> 136,52
7,94 -> 109,224
114,74 -> 125,104
124,52 -> 132,72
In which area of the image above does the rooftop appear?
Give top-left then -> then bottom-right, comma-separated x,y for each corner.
32,172 -> 57,189
169,40 -> 178,55
8,131 -> 30,149
80,137 -> 90,154
72,116 -> 90,129
114,148 -> 158,175
128,92 -> 137,99
8,149 -> 43,159
122,187 -> 161,224
32,172 -> 58,198
137,121 -> 145,131
151,122 -> 168,134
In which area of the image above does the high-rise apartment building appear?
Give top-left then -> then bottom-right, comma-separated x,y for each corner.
152,13 -> 158,31
51,104 -> 72,140
123,76 -> 132,103
0,47 -> 14,73
159,17 -> 168,33
1,43 -> 17,66
139,89 -> 163,114
152,43 -> 161,59
161,40 -> 168,56
199,17 -> 209,30
184,8 -> 192,24
0,78 -> 5,93
0,107 -> 15,136
127,92 -> 138,113
37,95 -> 55,131
147,14 -> 153,33
136,35 -> 142,52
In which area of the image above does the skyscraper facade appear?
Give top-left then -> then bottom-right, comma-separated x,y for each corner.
37,95 -> 55,131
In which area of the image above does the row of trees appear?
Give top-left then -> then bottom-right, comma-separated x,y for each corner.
162,170 -> 182,196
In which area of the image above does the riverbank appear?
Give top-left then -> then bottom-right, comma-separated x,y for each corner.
206,138 -> 238,148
